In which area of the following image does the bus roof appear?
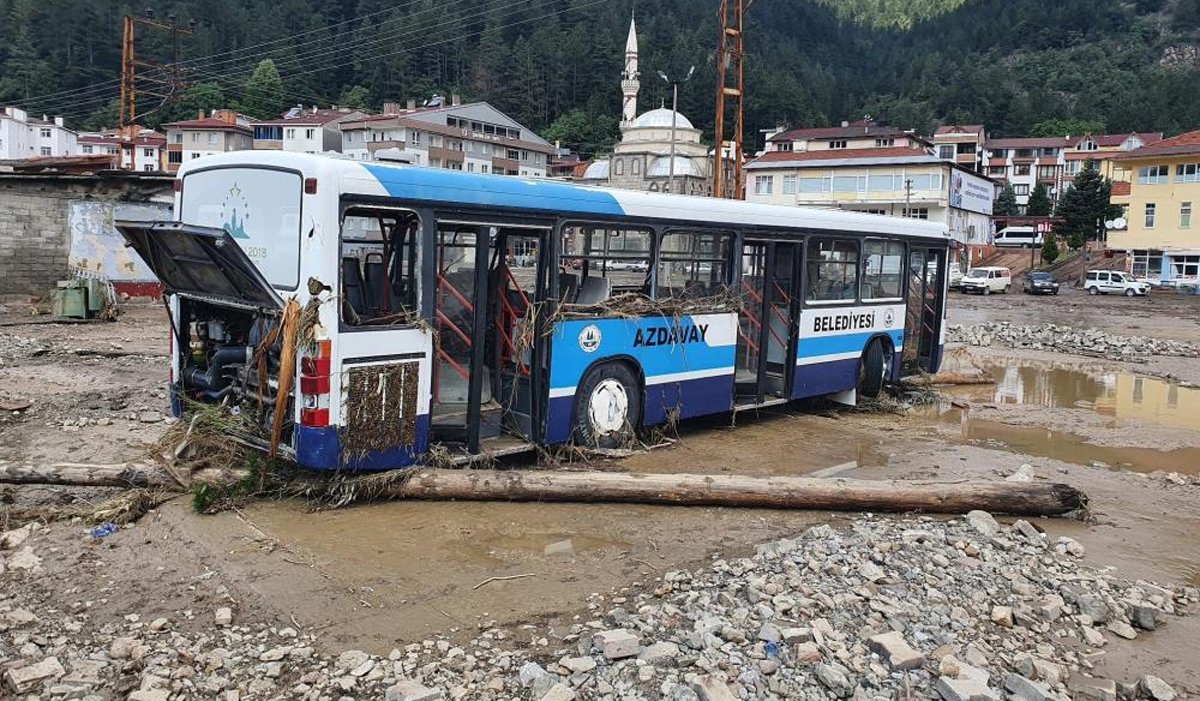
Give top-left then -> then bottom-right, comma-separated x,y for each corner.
179,151 -> 950,241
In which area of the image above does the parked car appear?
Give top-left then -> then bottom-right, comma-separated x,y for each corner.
1084,270 -> 1151,296
993,226 -> 1044,248
948,266 -> 965,290
960,266 -> 1012,295
1022,271 -> 1060,295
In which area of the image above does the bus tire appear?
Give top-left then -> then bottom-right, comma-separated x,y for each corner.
573,362 -> 641,449
857,339 -> 886,399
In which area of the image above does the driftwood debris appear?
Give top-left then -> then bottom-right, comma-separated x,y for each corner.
0,462 -> 1087,517
922,372 -> 996,385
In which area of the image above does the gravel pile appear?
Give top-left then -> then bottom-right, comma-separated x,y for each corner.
2,514 -> 1195,700
947,323 -> 1200,361
0,335 -> 48,365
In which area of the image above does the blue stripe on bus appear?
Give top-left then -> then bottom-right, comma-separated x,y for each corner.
294,415 -> 430,471
792,357 -> 861,399
797,330 -> 904,359
362,164 -> 625,217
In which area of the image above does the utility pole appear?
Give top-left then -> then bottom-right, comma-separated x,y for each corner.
119,10 -> 193,170
904,178 -> 913,216
658,66 -> 694,195
713,0 -> 754,199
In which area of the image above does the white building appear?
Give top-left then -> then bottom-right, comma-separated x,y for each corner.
0,107 -> 77,160
578,15 -> 713,194
339,98 -> 553,177
252,106 -> 368,153
162,111 -> 254,173
77,129 -> 166,172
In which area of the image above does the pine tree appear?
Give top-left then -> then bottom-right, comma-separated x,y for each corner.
1055,160 -> 1119,247
240,59 -> 284,120
1041,233 -> 1060,264
1027,183 -> 1052,216
994,183 -> 1019,217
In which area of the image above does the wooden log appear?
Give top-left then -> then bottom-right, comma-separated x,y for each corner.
922,372 -> 996,385
0,461 -> 173,489
386,470 -> 1086,517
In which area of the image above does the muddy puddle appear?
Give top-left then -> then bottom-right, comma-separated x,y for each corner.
925,360 -> 1200,473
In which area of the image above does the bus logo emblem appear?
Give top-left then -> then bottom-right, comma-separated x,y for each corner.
579,324 -> 602,353
884,308 -> 895,328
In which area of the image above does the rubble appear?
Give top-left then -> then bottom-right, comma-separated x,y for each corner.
0,512 -> 1193,700
947,321 -> 1200,362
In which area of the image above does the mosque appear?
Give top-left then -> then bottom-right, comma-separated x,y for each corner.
580,16 -> 714,195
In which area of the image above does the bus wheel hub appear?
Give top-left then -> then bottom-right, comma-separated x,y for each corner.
588,379 -> 629,436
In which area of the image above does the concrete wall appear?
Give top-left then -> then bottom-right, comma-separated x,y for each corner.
0,174 -> 172,296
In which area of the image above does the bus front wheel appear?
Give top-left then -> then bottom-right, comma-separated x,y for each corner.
858,340 -> 887,399
573,362 -> 641,449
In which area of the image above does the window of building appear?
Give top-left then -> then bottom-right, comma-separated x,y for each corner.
782,174 -> 797,194
1016,149 -> 1034,159
191,153 -> 201,159
1013,184 -> 1030,196
657,230 -> 733,299
1040,147 -> 1058,157
467,162 -> 475,172
832,175 -> 865,193
906,173 -> 941,191
957,143 -> 977,155
143,164 -> 155,172
754,175 -> 773,195
481,165 -> 489,174
506,148 -> 519,160
168,151 -> 182,164
938,145 -> 955,160
431,135 -> 442,148
81,144 -> 94,154
798,177 -> 831,194
1182,202 -> 1192,229
615,158 -> 624,176
632,158 -> 641,175
39,128 -> 51,138
876,138 -> 895,148
1177,164 -> 1200,183
40,147 -> 51,156
861,240 -> 904,299
207,132 -> 219,146
829,140 -> 848,149
1138,165 -> 1169,185
305,128 -> 315,139
988,166 -> 1006,177
520,150 -> 529,162
1064,160 -> 1082,175
864,208 -> 887,215
903,207 -> 929,219
1171,255 -> 1200,280
1145,202 -> 1157,228
1130,250 -> 1164,279
143,148 -> 153,157
775,142 -> 793,152
806,238 -> 858,302
1037,165 -> 1057,178
1080,139 -> 1097,151
1014,164 -> 1031,176
410,130 -> 422,145
190,133 -> 198,143
868,174 -> 897,192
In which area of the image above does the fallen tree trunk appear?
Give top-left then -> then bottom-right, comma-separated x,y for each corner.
0,461 -> 172,488
921,372 -> 996,385
386,470 -> 1086,516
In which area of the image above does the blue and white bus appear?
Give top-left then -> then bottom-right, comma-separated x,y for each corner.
118,152 -> 948,470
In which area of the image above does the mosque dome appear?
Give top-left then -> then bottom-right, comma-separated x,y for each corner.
582,159 -> 611,179
647,155 -> 701,177
631,108 -> 694,130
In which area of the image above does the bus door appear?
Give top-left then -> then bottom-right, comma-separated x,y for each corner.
736,239 -> 799,404
903,246 -> 946,373
431,223 -> 548,453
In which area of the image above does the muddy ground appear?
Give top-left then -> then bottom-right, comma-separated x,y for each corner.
2,285 -> 1200,695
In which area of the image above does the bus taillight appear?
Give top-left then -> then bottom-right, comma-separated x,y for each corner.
300,339 -> 331,427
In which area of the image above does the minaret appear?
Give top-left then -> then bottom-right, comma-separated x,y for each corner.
620,13 -> 639,130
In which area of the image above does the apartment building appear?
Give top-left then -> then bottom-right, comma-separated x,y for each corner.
252,106 -> 367,153
0,107 -> 77,160
340,100 -> 553,177
761,119 -> 932,156
1108,130 -> 1200,285
77,129 -> 167,172
162,110 -> 254,173
931,125 -> 986,172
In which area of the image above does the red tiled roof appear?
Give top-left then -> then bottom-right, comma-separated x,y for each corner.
79,134 -> 164,147
253,109 -> 363,127
1065,152 -> 1112,161
985,137 -> 1070,150
768,124 -> 913,142
934,124 -> 985,136
1111,181 -> 1132,196
1113,130 -> 1200,160
161,118 -> 251,133
748,147 -> 935,165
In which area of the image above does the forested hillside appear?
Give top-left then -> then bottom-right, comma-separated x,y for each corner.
0,0 -> 1198,156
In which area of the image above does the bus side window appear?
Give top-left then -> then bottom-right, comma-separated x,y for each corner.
806,238 -> 859,302
862,240 -> 904,300
656,230 -> 733,300
340,208 -> 419,326
559,224 -> 653,304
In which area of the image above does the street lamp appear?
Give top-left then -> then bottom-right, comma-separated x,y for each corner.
657,65 -> 695,194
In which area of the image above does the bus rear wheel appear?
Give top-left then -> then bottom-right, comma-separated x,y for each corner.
857,339 -> 888,399
573,362 -> 641,449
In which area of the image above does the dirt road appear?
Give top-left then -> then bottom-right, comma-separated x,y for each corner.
2,288 -> 1199,698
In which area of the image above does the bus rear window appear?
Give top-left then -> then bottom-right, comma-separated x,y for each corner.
180,168 -> 303,289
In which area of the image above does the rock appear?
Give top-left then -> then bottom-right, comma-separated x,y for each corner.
1037,594 -> 1064,621
691,674 -> 738,701
214,607 -> 233,626
858,562 -> 885,582
867,631 -> 925,671
965,510 -> 1001,537
1032,658 -> 1064,686
535,683 -> 576,701
1005,673 -> 1062,701
1012,520 -> 1043,542
1056,537 -> 1086,557
1106,621 -> 1137,640
1138,675 -> 1176,701
1082,627 -> 1106,647
559,656 -> 596,673
795,642 -> 822,664
1006,465 -> 1035,482
815,663 -> 852,697
592,628 -> 639,660
6,546 -> 42,572
4,656 -> 65,693
1076,596 -> 1110,624
109,637 -> 136,660
936,676 -> 999,701
757,623 -> 782,643
148,617 -> 169,631
781,627 -> 812,643
758,658 -> 779,675
128,691 -> 169,701
0,523 -> 34,549
543,539 -> 575,556
990,606 -> 1013,628
260,646 -> 288,662
0,608 -> 38,630
518,661 -> 550,688
337,650 -> 371,672
1071,677 -> 1117,701
640,641 -> 680,664
1131,604 -> 1162,631
138,410 -> 163,423
385,680 -> 444,701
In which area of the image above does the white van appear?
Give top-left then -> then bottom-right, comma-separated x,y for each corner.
1084,270 -> 1151,296
993,226 -> 1043,248
961,266 -> 1012,295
